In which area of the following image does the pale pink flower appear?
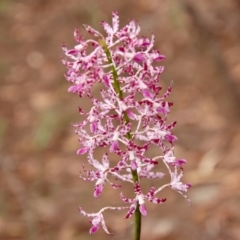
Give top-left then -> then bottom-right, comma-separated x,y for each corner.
62,11 -> 191,235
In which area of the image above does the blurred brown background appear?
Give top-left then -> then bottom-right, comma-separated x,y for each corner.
1,0 -> 240,239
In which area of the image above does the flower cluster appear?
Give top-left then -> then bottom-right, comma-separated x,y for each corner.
62,11 -> 191,235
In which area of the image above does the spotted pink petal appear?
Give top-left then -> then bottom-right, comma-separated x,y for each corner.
110,141 -> 119,152
125,203 -> 137,219
68,85 -> 81,93
94,183 -> 104,198
89,224 -> 100,235
112,11 -> 119,33
139,204 -> 147,216
133,53 -> 145,62
77,147 -> 89,155
83,24 -> 103,38
131,160 -> 138,170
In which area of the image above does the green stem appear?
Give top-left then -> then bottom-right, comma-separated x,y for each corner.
101,40 -> 141,240
134,202 -> 141,240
